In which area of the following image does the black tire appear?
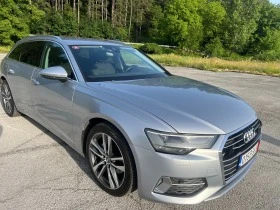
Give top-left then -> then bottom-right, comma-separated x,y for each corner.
86,123 -> 137,196
0,80 -> 20,117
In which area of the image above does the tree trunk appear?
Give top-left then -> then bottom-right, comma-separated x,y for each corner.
105,0 -> 108,20
139,10 -> 143,42
73,0 -> 76,14
112,0 -> 115,25
125,0 -> 128,27
95,0 -> 98,20
128,0 -> 132,40
88,0 -> 91,18
55,0 -> 58,11
102,0 -> 104,23
78,0 -> 80,25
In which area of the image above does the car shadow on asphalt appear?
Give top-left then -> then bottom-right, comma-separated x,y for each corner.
259,133 -> 280,160
22,116 -> 95,182
262,133 -> 280,147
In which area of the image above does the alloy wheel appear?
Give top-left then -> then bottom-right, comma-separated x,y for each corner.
1,83 -> 12,114
89,133 -> 125,190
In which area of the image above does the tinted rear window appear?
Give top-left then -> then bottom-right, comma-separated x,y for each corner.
8,44 -> 23,61
19,41 -> 45,67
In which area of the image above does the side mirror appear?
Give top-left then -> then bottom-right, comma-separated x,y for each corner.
40,66 -> 68,81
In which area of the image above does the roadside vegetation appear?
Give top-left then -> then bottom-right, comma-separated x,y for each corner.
0,0 -> 279,76
133,43 -> 280,77
0,46 -> 10,53
151,54 -> 280,77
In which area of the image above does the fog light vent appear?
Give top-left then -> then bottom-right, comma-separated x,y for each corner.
154,177 -> 207,196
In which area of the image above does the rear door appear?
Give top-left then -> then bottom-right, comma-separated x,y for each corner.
6,41 -> 45,116
31,41 -> 77,145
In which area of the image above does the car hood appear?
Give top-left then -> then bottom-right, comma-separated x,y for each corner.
86,76 -> 256,134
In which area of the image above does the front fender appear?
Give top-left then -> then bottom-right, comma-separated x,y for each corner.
72,84 -> 176,156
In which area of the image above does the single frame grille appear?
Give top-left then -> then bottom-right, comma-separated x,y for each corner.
222,120 -> 262,181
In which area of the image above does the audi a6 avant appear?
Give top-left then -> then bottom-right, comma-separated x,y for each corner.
0,36 -> 262,204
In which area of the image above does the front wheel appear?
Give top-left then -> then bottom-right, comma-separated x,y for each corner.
86,123 -> 137,196
0,80 -> 20,117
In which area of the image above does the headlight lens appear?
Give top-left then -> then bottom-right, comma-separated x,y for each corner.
145,129 -> 218,155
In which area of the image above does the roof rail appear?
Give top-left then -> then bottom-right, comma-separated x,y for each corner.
27,35 -> 62,40
105,39 -> 126,45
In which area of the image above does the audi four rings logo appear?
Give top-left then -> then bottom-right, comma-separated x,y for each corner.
244,128 -> 256,143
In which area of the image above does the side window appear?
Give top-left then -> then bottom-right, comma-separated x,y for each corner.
43,42 -> 75,80
19,41 -> 45,67
8,44 -> 23,61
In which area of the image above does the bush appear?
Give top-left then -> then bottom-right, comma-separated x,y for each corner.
254,50 -> 280,61
139,43 -> 163,54
204,38 -> 225,57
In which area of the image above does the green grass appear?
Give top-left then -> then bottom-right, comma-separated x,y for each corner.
150,54 -> 280,77
0,46 -> 11,53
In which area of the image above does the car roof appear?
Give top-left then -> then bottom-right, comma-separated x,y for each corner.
18,35 -> 127,47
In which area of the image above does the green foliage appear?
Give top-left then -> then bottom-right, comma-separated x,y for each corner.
162,0 -> 203,50
254,29 -> 280,61
139,43 -> 163,54
200,0 -> 226,39
145,4 -> 165,43
204,38 -> 225,57
0,0 -> 29,45
222,0 -> 262,53
79,20 -> 103,38
0,0 -> 280,61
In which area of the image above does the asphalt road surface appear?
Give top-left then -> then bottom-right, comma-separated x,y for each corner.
0,54 -> 279,209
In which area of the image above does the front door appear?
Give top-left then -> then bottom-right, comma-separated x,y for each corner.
31,41 -> 78,145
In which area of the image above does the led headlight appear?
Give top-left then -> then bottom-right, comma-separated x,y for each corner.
145,129 -> 218,155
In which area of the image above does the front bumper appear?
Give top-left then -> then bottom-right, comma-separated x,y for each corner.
131,120 -> 259,205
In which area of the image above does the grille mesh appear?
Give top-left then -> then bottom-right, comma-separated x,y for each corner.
222,120 -> 262,181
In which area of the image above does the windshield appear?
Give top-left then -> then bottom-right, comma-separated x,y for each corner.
70,45 -> 169,82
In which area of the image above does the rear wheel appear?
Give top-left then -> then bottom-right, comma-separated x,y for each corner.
1,80 -> 20,117
86,123 -> 137,196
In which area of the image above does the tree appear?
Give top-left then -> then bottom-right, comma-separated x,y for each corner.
0,0 -> 29,45
200,1 -> 226,40
18,1 -> 46,34
222,0 -> 262,54
162,0 -> 203,50
145,4 -> 165,43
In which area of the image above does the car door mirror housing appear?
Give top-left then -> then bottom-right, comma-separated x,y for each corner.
40,66 -> 68,81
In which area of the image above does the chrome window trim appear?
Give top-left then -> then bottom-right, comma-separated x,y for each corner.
7,39 -> 79,82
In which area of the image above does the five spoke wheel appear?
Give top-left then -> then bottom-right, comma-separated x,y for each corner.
89,133 -> 125,190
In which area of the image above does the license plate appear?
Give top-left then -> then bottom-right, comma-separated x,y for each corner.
238,142 -> 259,168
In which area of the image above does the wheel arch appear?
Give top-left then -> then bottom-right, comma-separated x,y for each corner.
81,116 -> 138,190
81,116 -> 134,157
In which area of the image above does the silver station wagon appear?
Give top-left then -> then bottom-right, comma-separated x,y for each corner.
0,36 -> 262,204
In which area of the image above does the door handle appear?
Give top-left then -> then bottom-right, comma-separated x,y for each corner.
32,79 -> 40,85
7,69 -> 15,75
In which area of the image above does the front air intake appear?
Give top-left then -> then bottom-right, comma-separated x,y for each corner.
154,177 -> 207,196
